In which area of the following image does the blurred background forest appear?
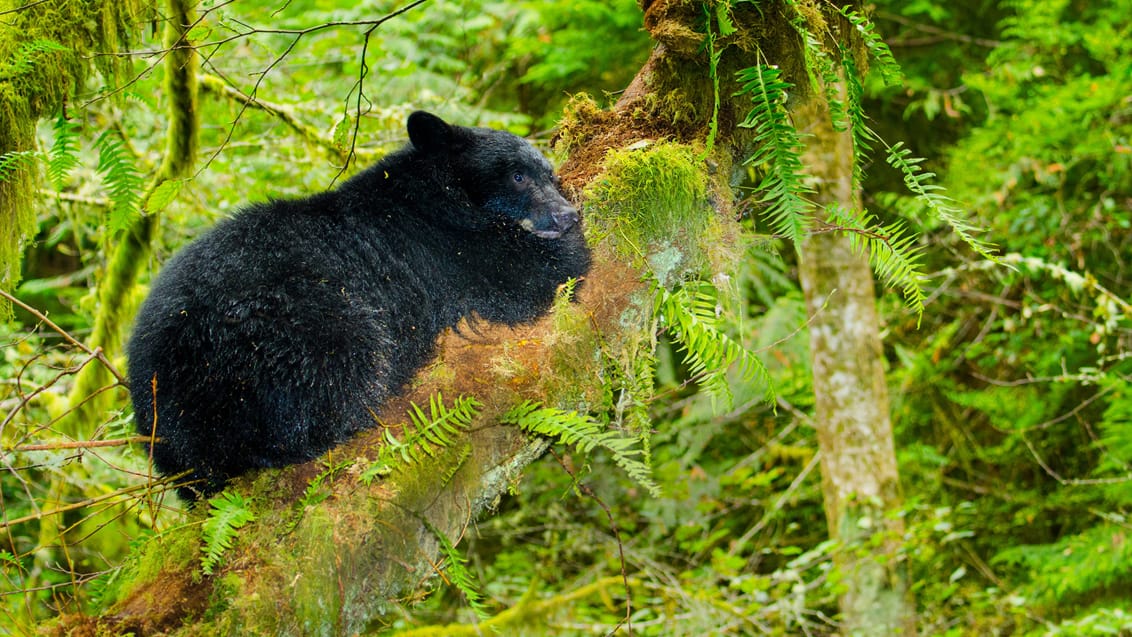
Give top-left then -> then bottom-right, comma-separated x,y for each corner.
1,0 -> 1131,634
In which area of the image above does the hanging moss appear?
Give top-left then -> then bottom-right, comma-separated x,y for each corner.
0,0 -> 144,304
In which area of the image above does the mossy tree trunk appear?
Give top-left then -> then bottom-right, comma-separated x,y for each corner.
0,0 -> 142,305
52,1 -> 914,634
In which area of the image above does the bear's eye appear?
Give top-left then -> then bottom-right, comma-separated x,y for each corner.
513,172 -> 525,184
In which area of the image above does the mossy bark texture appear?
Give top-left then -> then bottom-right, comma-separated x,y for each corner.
793,50 -> 916,637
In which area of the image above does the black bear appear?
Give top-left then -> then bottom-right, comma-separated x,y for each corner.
127,111 -> 590,500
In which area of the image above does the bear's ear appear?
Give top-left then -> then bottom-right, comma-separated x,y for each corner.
407,111 -> 455,154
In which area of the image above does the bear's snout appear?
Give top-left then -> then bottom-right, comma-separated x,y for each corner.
553,205 -> 580,232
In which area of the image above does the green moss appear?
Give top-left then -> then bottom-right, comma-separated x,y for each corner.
126,526 -> 199,590
544,292 -> 603,408
584,141 -> 725,285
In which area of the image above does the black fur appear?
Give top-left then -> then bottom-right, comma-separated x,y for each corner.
127,111 -> 590,500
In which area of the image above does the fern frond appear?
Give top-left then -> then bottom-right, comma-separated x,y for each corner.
784,5 -> 850,133
826,205 -> 927,317
0,151 -> 38,184
503,402 -> 661,497
47,114 -> 81,190
839,7 -> 903,86
2,39 -> 70,77
94,131 -> 144,232
361,393 -> 480,483
299,459 -> 352,508
653,281 -> 773,406
840,52 -> 882,187
429,523 -> 489,619
884,141 -> 998,261
201,491 -> 255,576
736,65 -> 814,243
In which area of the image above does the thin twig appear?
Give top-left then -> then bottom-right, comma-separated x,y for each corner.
6,437 -> 155,452
0,289 -> 124,383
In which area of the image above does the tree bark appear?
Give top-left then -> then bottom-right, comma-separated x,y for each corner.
794,73 -> 916,637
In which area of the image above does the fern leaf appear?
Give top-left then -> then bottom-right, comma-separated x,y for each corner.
299,459 -> 352,508
884,141 -> 998,260
503,402 -> 661,497
654,281 -> 773,406
201,491 -> 255,576
0,151 -> 38,184
839,7 -> 903,86
362,393 -> 480,483
2,39 -> 70,77
827,205 -> 928,317
736,65 -> 813,243
429,523 -> 489,619
840,52 -> 884,191
47,114 -> 81,190
95,131 -> 144,232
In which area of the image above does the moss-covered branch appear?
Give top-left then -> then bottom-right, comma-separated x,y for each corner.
391,576 -> 641,636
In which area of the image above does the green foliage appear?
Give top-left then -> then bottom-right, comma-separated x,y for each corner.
94,131 -> 144,233
0,39 -> 70,79
502,402 -> 661,498
993,522 -> 1132,611
46,113 -> 80,190
145,178 -> 187,214
700,1 -> 734,156
0,150 -> 37,184
653,279 -> 771,404
201,491 -> 256,576
735,64 -> 813,244
883,139 -> 998,261
429,524 -> 489,620
879,2 -> 1132,630
300,459 -> 353,508
361,394 -> 480,483
837,7 -> 903,86
826,205 -> 926,315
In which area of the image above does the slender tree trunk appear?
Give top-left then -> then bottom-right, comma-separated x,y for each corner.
795,83 -> 915,635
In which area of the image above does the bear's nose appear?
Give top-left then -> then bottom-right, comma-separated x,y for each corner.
553,205 -> 579,231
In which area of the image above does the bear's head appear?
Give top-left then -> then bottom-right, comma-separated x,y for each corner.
407,111 -> 581,241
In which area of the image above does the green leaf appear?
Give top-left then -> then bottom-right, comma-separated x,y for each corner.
360,393 -> 480,483
736,65 -> 814,244
502,402 -> 662,497
201,491 -> 256,576
95,131 -> 144,233
47,114 -> 81,189
145,178 -> 185,213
